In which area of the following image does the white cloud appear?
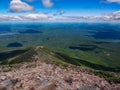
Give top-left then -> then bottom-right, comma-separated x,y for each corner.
102,10 -> 120,20
0,11 -> 120,22
61,11 -> 120,22
42,0 -> 53,8
106,0 -> 120,4
111,11 -> 120,19
54,10 -> 65,16
59,10 -> 65,15
0,14 -> 49,21
22,13 -> 49,20
0,15 -> 23,21
10,0 -> 34,12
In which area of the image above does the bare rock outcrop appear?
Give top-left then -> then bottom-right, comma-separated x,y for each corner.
0,61 -> 120,90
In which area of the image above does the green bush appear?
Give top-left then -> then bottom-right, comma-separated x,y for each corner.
94,71 -> 120,83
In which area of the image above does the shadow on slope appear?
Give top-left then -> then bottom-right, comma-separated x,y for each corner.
55,52 -> 120,72
0,48 -> 37,64
0,49 -> 28,62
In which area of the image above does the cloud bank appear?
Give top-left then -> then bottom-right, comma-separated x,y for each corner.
106,0 -> 120,4
42,0 -> 53,8
22,13 -> 49,20
102,10 -> 120,20
10,0 -> 34,12
0,14 -> 48,21
0,10 -> 120,22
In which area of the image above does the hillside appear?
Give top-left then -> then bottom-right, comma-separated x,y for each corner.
0,46 -> 120,90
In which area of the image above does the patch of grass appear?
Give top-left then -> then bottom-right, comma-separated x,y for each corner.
94,71 -> 120,83
46,60 -> 69,68
2,67 -> 12,72
25,63 -> 36,68
55,52 -> 120,72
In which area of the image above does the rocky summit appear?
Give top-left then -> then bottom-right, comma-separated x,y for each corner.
0,46 -> 120,90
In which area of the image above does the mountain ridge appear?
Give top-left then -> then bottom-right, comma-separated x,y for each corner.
0,46 -> 120,90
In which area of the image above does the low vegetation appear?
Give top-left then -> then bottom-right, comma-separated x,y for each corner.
94,71 -> 120,83
55,52 -> 120,72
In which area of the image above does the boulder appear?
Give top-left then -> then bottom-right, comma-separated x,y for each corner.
0,79 -> 18,90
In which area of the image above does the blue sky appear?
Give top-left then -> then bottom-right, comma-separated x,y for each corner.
0,0 -> 120,21
0,0 -> 120,15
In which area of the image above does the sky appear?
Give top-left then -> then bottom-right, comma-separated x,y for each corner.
0,0 -> 120,22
